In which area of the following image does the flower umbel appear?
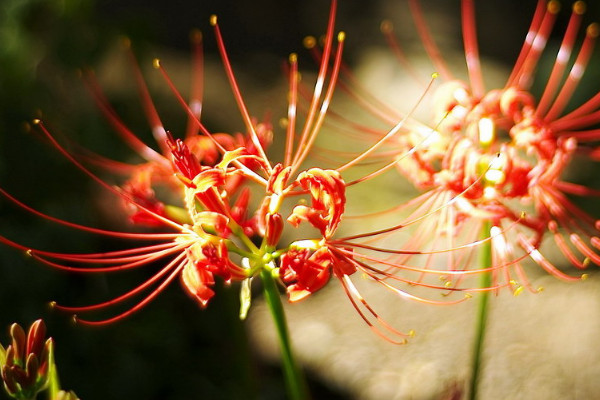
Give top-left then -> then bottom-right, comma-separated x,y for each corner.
319,0 -> 600,294
0,1 -> 353,329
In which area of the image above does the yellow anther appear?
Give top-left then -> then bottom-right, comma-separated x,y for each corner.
408,330 -> 416,337
548,0 -> 561,14
444,281 -> 453,288
380,20 -> 393,33
190,29 -> 202,43
513,286 -> 524,297
587,23 -> 600,38
279,117 -> 289,129
25,249 -> 33,257
337,31 -> 346,42
431,72 -> 439,79
536,286 -> 544,293
465,293 -> 473,299
573,1 -> 586,15
32,119 -> 41,125
209,15 -> 218,26
48,301 -> 57,308
582,257 -> 591,268
289,53 -> 297,63
303,36 -> 316,49
581,274 -> 589,281
152,58 -> 161,69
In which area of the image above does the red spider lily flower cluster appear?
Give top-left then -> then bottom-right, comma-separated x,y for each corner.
2,0 -> 472,343
3,0 -> 598,345
318,0 -> 600,295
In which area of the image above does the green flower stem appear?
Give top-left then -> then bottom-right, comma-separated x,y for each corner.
469,221 -> 493,400
260,269 -> 309,400
46,339 -> 61,400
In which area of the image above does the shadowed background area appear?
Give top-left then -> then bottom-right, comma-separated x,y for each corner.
0,1 -> 599,399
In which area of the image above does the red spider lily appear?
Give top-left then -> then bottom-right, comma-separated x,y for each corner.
306,0 -> 600,294
0,0 -> 352,327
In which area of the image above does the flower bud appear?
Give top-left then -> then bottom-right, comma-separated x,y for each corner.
55,390 -> 80,400
0,320 -> 52,400
265,213 -> 284,247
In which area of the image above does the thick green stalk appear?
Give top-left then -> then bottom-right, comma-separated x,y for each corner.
260,269 -> 309,400
469,221 -> 492,400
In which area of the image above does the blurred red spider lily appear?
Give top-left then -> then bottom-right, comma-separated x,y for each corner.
309,0 -> 600,294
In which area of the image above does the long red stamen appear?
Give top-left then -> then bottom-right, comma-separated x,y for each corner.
291,32 -> 345,172
304,37 -> 405,125
155,61 -> 268,186
339,155 -> 498,241
407,0 -> 453,80
520,235 -> 586,282
290,0 -> 338,171
339,274 -> 412,344
0,187 -> 179,240
284,53 -> 299,167
36,241 -> 183,262
554,90 -> 600,123
33,121 -> 187,232
548,220 -> 588,269
506,0 -> 547,85
509,1 -> 560,89
210,15 -> 272,173
186,29 -> 205,138
59,256 -> 187,326
535,2 -> 586,117
336,73 -> 438,173
380,20 -> 426,85
52,255 -> 184,314
122,39 -> 169,154
461,0 -> 485,98
550,109 -> 600,132
544,23 -> 599,121
82,70 -> 166,165
332,244 -> 530,278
